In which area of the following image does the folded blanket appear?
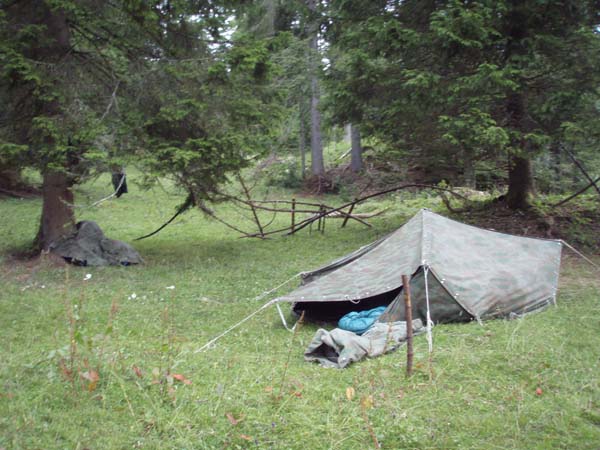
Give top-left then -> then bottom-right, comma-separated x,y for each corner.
304,319 -> 424,369
337,306 -> 387,335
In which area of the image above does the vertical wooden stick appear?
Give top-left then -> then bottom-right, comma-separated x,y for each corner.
317,205 -> 324,232
291,198 -> 296,233
341,200 -> 357,228
402,274 -> 414,378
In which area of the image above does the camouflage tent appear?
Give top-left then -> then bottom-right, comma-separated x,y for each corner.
275,209 -> 562,324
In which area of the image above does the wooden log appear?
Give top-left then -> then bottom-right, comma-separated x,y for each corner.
402,274 -> 414,378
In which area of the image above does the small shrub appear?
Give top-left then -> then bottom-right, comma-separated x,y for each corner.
263,157 -> 304,189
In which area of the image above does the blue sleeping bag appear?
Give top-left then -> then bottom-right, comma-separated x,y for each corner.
338,306 -> 387,335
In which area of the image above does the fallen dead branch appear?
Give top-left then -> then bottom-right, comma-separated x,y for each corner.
135,182 -> 470,241
551,176 -> 600,208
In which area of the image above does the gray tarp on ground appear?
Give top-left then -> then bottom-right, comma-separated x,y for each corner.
277,209 -> 562,321
304,319 -> 424,368
51,221 -> 143,266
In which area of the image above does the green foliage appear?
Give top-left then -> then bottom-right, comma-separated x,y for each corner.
131,33 -> 281,201
324,0 -> 600,191
263,157 -> 304,189
0,0 -> 286,244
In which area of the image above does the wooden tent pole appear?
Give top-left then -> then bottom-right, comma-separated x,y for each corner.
402,275 -> 414,377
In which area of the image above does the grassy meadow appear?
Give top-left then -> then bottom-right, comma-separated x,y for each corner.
1,173 -> 599,449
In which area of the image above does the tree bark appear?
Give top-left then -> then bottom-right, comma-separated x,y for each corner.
32,5 -> 77,250
299,108 -> 307,179
307,0 -> 324,176
309,59 -> 324,176
504,1 -> 534,209
350,124 -> 363,172
35,171 -> 75,250
344,123 -> 352,143
462,148 -> 475,188
506,156 -> 533,209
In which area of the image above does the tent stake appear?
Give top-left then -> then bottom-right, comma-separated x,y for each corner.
402,275 -> 414,378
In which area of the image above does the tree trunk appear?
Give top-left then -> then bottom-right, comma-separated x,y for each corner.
309,60 -> 324,176
299,108 -> 307,179
344,123 -> 352,143
350,124 -> 363,172
35,171 -> 75,250
505,90 -> 535,209
504,1 -> 534,209
307,0 -> 324,176
462,148 -> 475,188
32,5 -> 77,250
506,156 -> 533,209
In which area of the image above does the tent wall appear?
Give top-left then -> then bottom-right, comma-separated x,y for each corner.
378,268 -> 471,324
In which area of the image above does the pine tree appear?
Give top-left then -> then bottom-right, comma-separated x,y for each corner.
325,0 -> 600,206
0,1 -> 279,250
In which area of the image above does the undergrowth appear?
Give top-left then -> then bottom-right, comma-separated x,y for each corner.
0,172 -> 598,449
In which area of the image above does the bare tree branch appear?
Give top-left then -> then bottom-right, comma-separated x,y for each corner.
551,176 -> 600,208
563,145 -> 600,198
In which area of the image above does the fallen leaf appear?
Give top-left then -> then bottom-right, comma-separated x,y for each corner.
264,386 -> 273,393
240,434 -> 252,441
226,413 -> 239,425
172,373 -> 192,385
132,365 -> 143,378
80,370 -> 100,392
59,359 -> 73,380
361,395 -> 374,409
346,387 -> 355,401
80,369 -> 100,382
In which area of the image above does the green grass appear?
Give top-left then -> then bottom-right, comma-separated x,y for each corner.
1,174 -> 599,449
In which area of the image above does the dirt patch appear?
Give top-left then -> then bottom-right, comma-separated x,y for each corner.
454,201 -> 600,253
